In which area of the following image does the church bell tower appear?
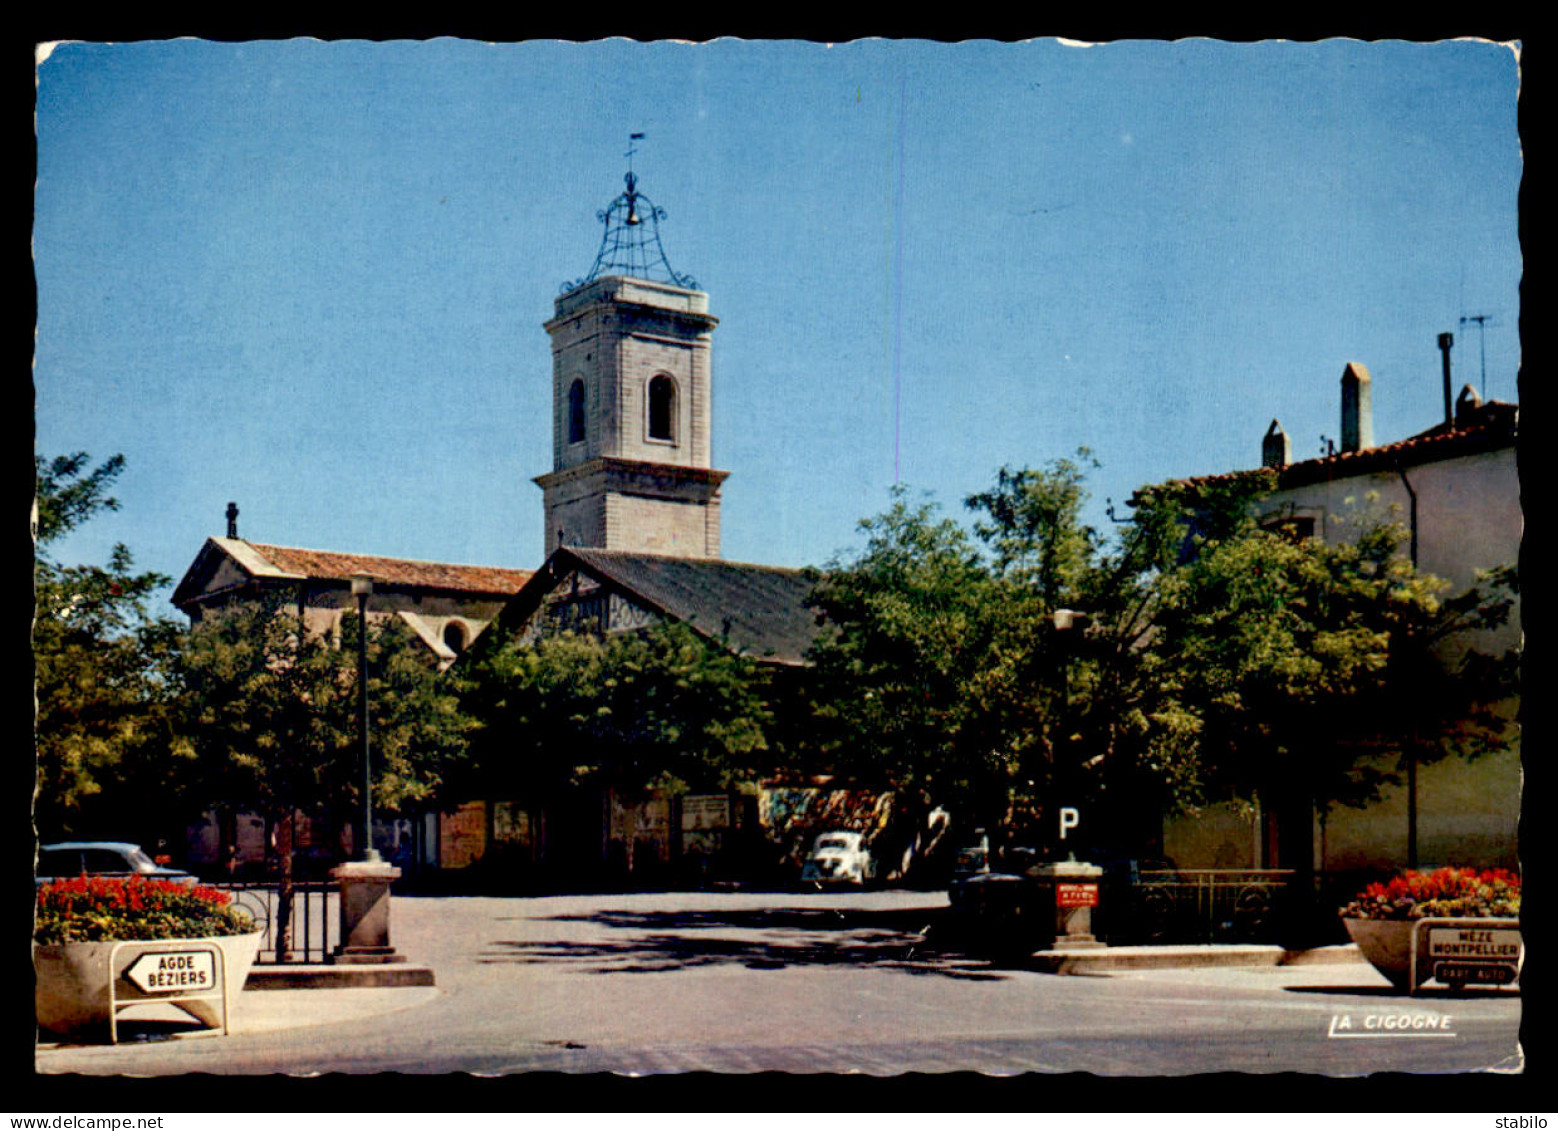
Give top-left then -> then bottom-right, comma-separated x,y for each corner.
535,145 -> 728,558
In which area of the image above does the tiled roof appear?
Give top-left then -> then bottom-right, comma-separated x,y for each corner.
511,547 -> 826,666
1159,401 -> 1517,494
239,541 -> 532,595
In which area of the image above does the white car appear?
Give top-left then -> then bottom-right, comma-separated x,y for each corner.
801,830 -> 876,885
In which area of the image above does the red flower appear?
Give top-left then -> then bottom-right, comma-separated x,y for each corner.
1342,866 -> 1520,921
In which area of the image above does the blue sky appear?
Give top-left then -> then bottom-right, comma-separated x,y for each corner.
34,37 -> 1521,600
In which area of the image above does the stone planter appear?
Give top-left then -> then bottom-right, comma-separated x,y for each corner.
34,931 -> 262,1039
1342,917 -> 1522,991
1342,917 -> 1421,988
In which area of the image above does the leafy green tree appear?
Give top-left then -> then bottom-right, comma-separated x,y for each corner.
804,487 -> 1015,831
967,451 -> 1101,605
174,598 -> 473,836
809,458 -> 1517,873
986,468 -> 1289,855
462,621 -> 772,803
33,453 -> 184,843
173,597 -> 472,953
1139,502 -> 1517,837
962,452 -> 1114,837
174,598 -> 352,837
1037,473 -> 1517,862
806,459 -> 1135,851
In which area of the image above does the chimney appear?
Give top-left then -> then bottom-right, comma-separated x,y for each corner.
1438,332 -> 1454,427
1262,420 -> 1291,468
1340,362 -> 1373,453
1455,383 -> 1484,428
225,501 -> 239,540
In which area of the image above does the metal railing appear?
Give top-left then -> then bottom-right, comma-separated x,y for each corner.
214,880 -> 337,965
1117,869 -> 1298,945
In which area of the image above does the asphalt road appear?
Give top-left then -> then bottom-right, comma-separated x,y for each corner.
35,889 -> 1524,1078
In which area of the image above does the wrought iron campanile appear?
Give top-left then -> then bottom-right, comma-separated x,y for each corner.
563,134 -> 699,296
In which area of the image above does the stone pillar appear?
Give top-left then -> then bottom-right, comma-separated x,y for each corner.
330,859 -> 407,965
1029,859 -> 1107,951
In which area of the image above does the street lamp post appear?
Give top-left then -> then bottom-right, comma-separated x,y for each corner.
349,572 -> 381,864
1051,608 -> 1089,858
329,570 -> 406,969
1035,607 -> 1106,952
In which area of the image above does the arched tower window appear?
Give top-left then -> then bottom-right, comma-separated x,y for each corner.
648,374 -> 676,442
443,621 -> 468,656
567,379 -> 586,445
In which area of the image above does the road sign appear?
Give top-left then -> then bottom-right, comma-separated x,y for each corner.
124,949 -> 217,994
108,940 -> 230,1044
1434,962 -> 1516,986
1427,926 -> 1520,962
1425,925 -> 1521,987
1058,807 -> 1080,839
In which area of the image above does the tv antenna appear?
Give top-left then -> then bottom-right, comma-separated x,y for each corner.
1459,313 -> 1496,400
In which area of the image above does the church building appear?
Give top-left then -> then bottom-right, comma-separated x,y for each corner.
173,503 -> 531,671
170,155 -> 827,880
174,160 -> 819,672
456,161 -> 829,884
501,161 -> 821,664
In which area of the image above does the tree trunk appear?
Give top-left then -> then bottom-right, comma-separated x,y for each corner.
273,810 -> 295,962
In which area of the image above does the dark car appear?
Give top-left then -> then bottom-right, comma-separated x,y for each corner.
36,841 -> 195,886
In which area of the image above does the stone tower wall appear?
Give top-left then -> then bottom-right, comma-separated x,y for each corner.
538,275 -> 726,558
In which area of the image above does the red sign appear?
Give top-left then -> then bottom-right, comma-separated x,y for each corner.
1056,882 -> 1098,907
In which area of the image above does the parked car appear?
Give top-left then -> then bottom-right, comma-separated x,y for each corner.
946,838 -> 1045,960
951,829 -> 991,881
801,830 -> 876,885
36,841 -> 195,887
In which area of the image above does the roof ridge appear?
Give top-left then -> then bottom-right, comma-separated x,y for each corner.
1291,409 -> 1514,468
568,547 -> 811,576
244,540 -> 531,574
1154,407 -> 1516,493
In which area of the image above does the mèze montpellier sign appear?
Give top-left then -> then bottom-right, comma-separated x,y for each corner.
124,950 -> 217,994
1427,925 -> 1521,985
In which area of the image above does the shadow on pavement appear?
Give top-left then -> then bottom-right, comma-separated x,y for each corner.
1284,984 -> 1521,999
537,905 -> 941,934
477,905 -> 1008,980
37,1017 -> 210,1049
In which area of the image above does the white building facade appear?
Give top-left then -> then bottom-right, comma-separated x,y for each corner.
1165,367 -> 1520,875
